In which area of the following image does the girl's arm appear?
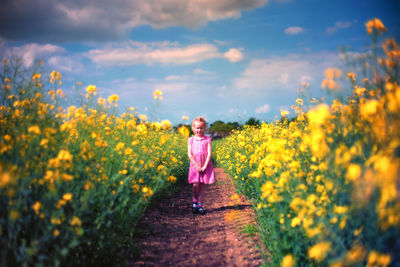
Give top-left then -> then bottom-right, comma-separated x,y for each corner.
200,141 -> 212,172
188,144 -> 201,171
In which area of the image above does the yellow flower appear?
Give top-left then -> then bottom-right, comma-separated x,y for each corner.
291,217 -> 301,227
353,85 -> 366,96
132,184 -> 140,193
333,205 -> 348,214
107,94 -> 119,104
61,173 -> 73,181
345,245 -> 366,264
124,147 -> 133,155
296,98 -> 304,106
281,254 -> 295,267
57,149 -> 73,161
85,84 -> 97,94
115,142 -> 125,151
161,120 -> 172,130
10,210 -> 20,221
178,126 -> 190,137
32,73 -> 41,80
98,97 -> 106,106
0,171 -> 11,187
308,241 -> 331,261
62,193 -> 73,201
280,110 -> 289,117
367,251 -> 391,267
346,164 -> 362,181
53,229 -> 60,237
339,217 -> 347,229
142,186 -> 153,197
359,99 -> 379,118
119,169 -> 128,175
347,72 -> 356,81
321,68 -> 341,89
167,175 -> 177,183
307,104 -> 330,126
32,201 -> 42,215
366,18 -> 386,34
50,71 -> 61,83
28,125 -> 41,135
324,67 -> 342,80
70,216 -> 82,226
153,89 -> 163,100
139,114 -> 147,121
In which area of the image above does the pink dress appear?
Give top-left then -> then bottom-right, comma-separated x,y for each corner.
188,136 -> 215,184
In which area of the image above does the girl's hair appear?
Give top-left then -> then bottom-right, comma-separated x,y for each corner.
191,116 -> 207,131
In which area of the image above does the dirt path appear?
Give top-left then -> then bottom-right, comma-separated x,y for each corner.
129,168 -> 265,266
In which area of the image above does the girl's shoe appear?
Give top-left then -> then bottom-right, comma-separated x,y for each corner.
192,203 -> 198,214
197,207 -> 206,215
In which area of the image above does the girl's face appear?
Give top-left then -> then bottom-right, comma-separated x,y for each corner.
193,121 -> 205,137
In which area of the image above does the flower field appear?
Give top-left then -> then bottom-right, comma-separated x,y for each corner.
1,17 -> 399,267
0,62 -> 189,265
215,20 -> 400,266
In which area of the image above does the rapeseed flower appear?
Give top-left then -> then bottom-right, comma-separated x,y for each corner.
107,94 -> 119,104
28,125 -> 41,135
281,254 -> 295,267
308,242 -> 331,261
366,18 -> 387,35
153,89 -> 163,100
32,201 -> 42,215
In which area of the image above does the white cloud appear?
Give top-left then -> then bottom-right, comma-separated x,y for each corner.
165,75 -> 183,81
214,40 -> 233,46
47,55 -> 85,73
4,43 -> 65,67
224,48 -> 244,62
154,83 -> 188,92
86,41 -> 243,66
284,26 -> 304,35
325,21 -> 351,34
232,52 -> 341,94
0,0 -> 267,42
129,0 -> 268,29
193,68 -> 216,75
255,104 -> 270,114
278,73 -> 289,84
227,108 -> 247,115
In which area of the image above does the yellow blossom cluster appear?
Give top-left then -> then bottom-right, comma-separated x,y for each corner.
0,63 -> 188,265
216,18 -> 400,266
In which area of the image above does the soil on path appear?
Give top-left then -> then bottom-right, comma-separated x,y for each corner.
129,167 -> 265,266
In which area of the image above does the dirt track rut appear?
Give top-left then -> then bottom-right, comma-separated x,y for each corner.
130,167 -> 265,266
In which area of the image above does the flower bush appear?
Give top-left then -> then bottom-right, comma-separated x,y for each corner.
216,19 -> 400,266
0,61 -> 188,265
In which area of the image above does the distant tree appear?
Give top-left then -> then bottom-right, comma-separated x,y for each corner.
227,121 -> 240,129
208,120 -> 240,137
244,117 -> 260,126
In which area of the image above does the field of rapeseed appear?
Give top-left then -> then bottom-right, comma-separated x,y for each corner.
216,19 -> 400,266
0,60 -> 189,265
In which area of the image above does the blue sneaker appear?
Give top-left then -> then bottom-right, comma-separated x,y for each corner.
192,203 -> 198,214
198,206 -> 206,215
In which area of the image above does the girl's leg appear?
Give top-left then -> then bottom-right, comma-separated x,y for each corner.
192,183 -> 199,203
198,183 -> 206,205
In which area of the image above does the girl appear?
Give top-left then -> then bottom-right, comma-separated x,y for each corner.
187,117 -> 215,214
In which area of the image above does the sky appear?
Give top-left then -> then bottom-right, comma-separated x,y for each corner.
0,0 -> 399,125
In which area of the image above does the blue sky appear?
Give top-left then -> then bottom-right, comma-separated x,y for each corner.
1,0 -> 399,125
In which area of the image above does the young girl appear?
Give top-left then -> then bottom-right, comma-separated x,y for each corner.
187,117 -> 215,214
